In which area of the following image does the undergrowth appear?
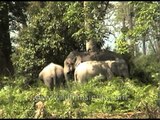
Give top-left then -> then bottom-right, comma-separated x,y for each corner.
0,75 -> 159,118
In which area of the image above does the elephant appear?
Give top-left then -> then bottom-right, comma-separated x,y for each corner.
38,63 -> 65,90
74,60 -> 113,83
74,59 -> 129,83
64,49 -> 125,81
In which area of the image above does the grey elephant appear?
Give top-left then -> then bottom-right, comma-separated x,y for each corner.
74,60 -> 113,83
64,50 -> 125,81
39,63 -> 65,90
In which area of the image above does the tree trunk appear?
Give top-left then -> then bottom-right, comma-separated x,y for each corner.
151,40 -> 157,54
0,2 -> 14,76
148,34 -> 156,54
156,36 -> 160,61
84,1 -> 100,52
86,40 -> 100,52
155,17 -> 160,61
128,3 -> 136,56
142,34 -> 146,55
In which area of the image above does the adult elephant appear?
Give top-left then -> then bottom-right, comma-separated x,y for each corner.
74,59 -> 129,83
39,63 -> 65,90
64,49 -> 125,81
74,60 -> 113,83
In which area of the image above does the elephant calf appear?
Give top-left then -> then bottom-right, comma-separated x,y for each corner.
74,61 -> 113,83
39,63 -> 65,90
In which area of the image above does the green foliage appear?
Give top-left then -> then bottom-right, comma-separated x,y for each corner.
13,2 -> 109,79
8,1 -> 29,29
0,1 -> 29,77
132,54 -> 160,84
113,2 -> 160,55
0,75 -> 159,118
127,2 -> 160,38
14,2 -> 76,77
83,1 -> 109,43
115,34 -> 130,54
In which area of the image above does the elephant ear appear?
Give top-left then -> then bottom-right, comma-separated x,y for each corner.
111,62 -> 119,76
74,56 -> 83,68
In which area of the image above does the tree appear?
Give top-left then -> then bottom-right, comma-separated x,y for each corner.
0,1 -> 28,76
113,1 -> 160,58
14,1 -> 110,79
113,2 -> 131,54
0,2 -> 11,76
84,1 -> 109,52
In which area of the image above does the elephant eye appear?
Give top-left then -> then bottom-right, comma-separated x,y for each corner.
66,62 -> 70,65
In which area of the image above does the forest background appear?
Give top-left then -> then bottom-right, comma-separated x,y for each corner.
0,1 -> 160,118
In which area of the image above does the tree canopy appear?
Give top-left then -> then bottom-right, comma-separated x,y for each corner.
0,1 -> 159,79
13,1 -> 110,78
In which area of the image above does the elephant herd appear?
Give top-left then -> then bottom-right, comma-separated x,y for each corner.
39,50 -> 129,90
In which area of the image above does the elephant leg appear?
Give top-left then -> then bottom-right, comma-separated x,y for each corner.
107,67 -> 113,80
44,78 -> 53,90
56,78 -> 60,88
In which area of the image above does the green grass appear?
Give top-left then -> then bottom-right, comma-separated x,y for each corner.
0,75 -> 159,118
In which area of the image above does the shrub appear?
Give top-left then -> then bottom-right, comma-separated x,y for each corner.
0,75 -> 158,118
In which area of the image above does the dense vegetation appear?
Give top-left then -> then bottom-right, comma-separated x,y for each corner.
0,74 -> 159,118
0,1 -> 160,118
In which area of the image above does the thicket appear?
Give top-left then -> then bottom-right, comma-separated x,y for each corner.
0,71 -> 159,118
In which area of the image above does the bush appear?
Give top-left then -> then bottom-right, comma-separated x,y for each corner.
131,54 -> 160,84
0,75 -> 159,118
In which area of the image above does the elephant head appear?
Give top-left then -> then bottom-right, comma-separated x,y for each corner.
110,59 -> 129,78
